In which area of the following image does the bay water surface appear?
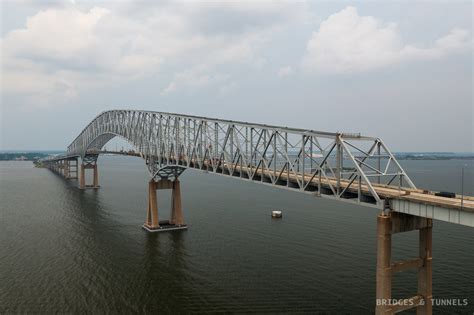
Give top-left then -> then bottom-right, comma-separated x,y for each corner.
1,157 -> 473,313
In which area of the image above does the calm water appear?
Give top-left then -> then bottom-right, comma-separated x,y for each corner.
1,157 -> 473,314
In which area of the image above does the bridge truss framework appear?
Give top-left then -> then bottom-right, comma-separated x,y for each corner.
65,109 -> 417,209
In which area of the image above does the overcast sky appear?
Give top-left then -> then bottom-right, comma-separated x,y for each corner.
1,1 -> 472,152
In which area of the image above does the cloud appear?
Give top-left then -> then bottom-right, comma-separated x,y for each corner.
4,7 -> 111,68
2,1 -> 307,107
277,66 -> 293,78
303,6 -> 471,74
161,66 -> 225,95
160,64 -> 242,96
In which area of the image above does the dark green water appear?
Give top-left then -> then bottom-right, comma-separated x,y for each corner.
1,157 -> 473,314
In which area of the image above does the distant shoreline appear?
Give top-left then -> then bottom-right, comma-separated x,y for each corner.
394,156 -> 474,160
0,152 -> 52,161
393,153 -> 474,160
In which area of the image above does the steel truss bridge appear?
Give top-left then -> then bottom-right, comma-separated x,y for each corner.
40,109 -> 473,314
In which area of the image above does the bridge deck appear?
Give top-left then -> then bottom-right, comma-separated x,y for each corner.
226,162 -> 474,211
223,161 -> 473,226
44,152 -> 474,212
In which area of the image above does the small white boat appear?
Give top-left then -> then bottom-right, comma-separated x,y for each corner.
271,210 -> 282,218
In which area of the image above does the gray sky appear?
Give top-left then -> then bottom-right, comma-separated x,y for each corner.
1,1 -> 472,152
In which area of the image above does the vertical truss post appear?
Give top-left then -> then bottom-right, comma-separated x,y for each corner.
245,127 -> 249,163
250,128 -> 254,167
230,124 -> 234,164
302,135 -> 305,189
214,122 -> 219,161
377,141 -> 381,184
273,132 -> 277,180
336,135 -> 342,195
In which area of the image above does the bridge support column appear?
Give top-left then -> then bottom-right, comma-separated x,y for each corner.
376,213 -> 392,314
93,164 -> 99,188
68,158 -> 78,179
375,211 -> 433,315
170,179 -> 184,225
79,164 -> 85,189
418,223 -> 433,315
143,178 -> 187,232
79,154 -> 99,189
64,160 -> 69,178
145,179 -> 160,229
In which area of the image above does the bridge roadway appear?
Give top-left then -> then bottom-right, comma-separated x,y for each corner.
219,159 -> 474,212
39,110 -> 473,314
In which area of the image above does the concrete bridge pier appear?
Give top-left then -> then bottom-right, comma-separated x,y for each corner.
66,158 -> 78,179
48,158 -> 78,180
93,164 -> 99,187
143,177 -> 187,232
64,160 -> 69,178
79,154 -> 99,189
376,210 -> 433,314
79,164 -> 85,188
57,162 -> 61,174
79,164 -> 99,189
170,179 -> 185,225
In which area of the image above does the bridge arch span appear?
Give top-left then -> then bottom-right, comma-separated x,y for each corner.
68,111 -> 152,158
68,111 -> 164,175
